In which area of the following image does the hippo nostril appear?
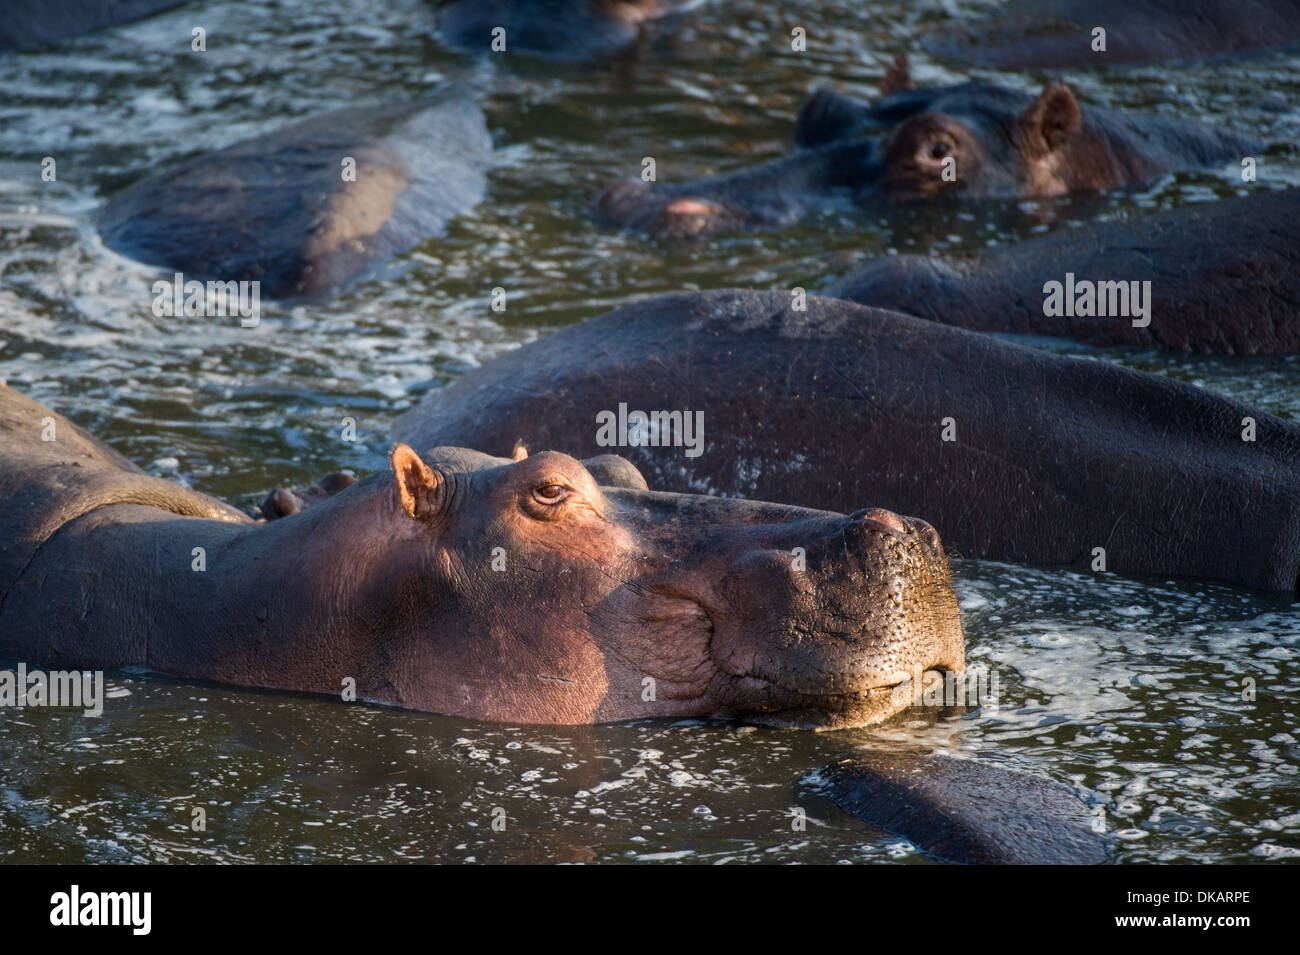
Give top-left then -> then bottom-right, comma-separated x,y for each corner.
851,506 -> 907,535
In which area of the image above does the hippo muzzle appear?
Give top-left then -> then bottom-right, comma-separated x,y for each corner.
595,489 -> 966,729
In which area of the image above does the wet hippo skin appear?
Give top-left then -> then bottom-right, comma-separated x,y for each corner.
827,189 -> 1300,355
0,0 -> 187,51
820,754 -> 1109,865
923,0 -> 1300,70
97,89 -> 493,299
0,383 -> 964,729
594,55 -> 1260,237
393,289 -> 1300,592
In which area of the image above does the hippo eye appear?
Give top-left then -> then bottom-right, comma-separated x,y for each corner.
927,140 -> 950,160
532,483 -> 570,505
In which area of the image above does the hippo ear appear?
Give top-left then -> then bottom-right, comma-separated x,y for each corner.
1016,85 -> 1082,158
391,444 -> 443,521
511,441 -> 528,462
880,52 -> 915,97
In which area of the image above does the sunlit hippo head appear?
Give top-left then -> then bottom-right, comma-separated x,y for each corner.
789,56 -> 1091,201
311,443 -> 964,729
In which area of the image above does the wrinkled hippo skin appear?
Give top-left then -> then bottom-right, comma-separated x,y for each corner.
820,754 -> 1109,865
394,289 -> 1300,592
924,0 -> 1300,70
828,189 -> 1300,355
97,89 -> 492,299
429,0 -> 702,60
594,55 -> 1259,237
0,383 -> 963,728
0,0 -> 186,51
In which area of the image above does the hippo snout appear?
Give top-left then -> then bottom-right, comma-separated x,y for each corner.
592,179 -> 750,238
702,509 -> 965,728
851,507 -> 946,555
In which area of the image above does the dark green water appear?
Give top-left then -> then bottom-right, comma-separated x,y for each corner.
0,0 -> 1297,863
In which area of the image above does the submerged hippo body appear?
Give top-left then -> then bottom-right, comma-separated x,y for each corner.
0,384 -> 963,729
820,754 -> 1109,865
430,0 -> 703,60
0,0 -> 185,51
97,90 -> 493,300
594,56 -> 1259,237
923,0 -> 1300,70
828,190 -> 1300,355
394,290 -> 1300,592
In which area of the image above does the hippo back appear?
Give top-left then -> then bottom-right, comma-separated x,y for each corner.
97,90 -> 492,298
0,386 -> 249,601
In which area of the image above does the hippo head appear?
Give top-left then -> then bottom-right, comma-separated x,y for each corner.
793,55 -> 1084,201
318,443 -> 963,729
593,54 -> 1086,237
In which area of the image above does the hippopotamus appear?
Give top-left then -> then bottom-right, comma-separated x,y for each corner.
97,89 -> 493,300
0,0 -> 185,51
826,189 -> 1300,355
429,0 -> 704,60
381,289 -> 1300,592
593,55 -> 1260,237
0,383 -> 964,729
923,0 -> 1300,70
818,753 -> 1109,865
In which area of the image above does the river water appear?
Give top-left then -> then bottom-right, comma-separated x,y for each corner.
0,0 -> 1297,863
